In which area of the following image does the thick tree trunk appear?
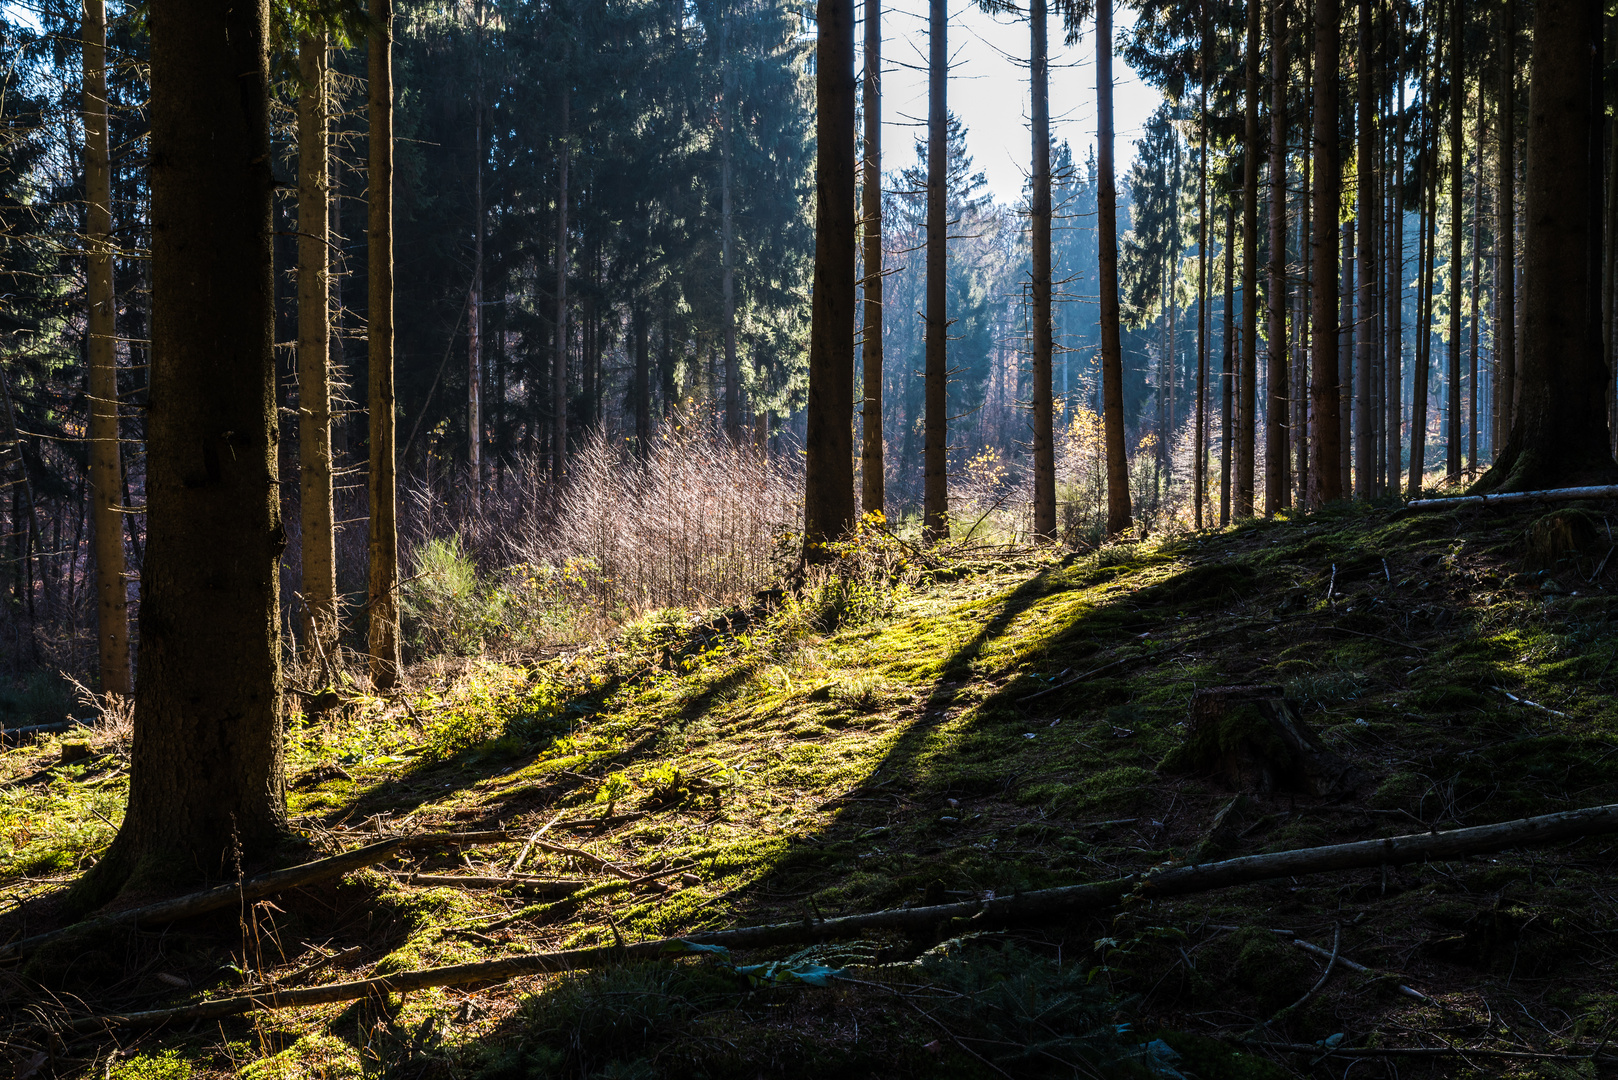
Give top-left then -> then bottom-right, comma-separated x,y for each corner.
297,32 -> 337,669
861,0 -> 884,519
1237,0 -> 1260,516
802,0 -> 857,557
1494,0 -> 1515,450
78,0 -> 286,903
553,89 -> 570,477
1096,0 -> 1132,536
1297,11 -> 1311,506
922,0 -> 949,541
1308,0 -> 1342,504
367,0 -> 401,689
1476,0 -> 1618,491
1029,0 -> 1056,540
82,0 -> 130,696
1353,0 -> 1374,498
468,8 -> 484,504
1266,0 -> 1291,514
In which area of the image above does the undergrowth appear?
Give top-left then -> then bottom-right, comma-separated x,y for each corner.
6,502 -> 1618,1078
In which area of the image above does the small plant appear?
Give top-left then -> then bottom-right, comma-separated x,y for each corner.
108,1051 -> 192,1080
401,534 -> 509,658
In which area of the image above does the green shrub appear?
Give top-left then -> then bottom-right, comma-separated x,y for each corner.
401,534 -> 508,658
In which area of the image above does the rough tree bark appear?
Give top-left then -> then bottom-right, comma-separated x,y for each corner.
1308,0 -> 1342,504
1475,0 -> 1618,491
1030,0 -> 1056,539
921,0 -> 950,541
861,0 -> 884,518
468,3 -> 484,503
76,0 -> 286,903
802,0 -> 857,558
553,87 -> 570,477
82,0 -> 130,696
1266,0 -> 1291,514
1493,0 -> 1515,449
1444,0 -> 1461,482
720,6 -> 741,440
1354,0 -> 1374,497
1237,0 -> 1260,517
297,31 -> 337,667
1195,7 -> 1210,527
1096,0 -> 1132,536
368,0 -> 401,689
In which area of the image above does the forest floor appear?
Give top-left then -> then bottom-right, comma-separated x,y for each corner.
4,500 -> 1618,1079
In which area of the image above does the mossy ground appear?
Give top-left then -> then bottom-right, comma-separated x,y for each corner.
5,502 -> 1618,1077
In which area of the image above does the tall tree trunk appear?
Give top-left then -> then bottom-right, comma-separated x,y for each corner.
720,6 -> 741,440
1468,114 -> 1482,469
1297,2 -> 1312,506
1387,29 -> 1404,490
553,88 -> 570,477
468,3 -> 484,503
79,0 -> 285,902
367,0 -> 401,689
1494,0 -> 1516,450
1195,13 -> 1210,528
803,0 -> 857,557
1030,0 -> 1056,539
297,32 -> 336,670
922,0 -> 949,541
1353,0 -> 1374,497
1266,0 -> 1291,513
1339,219 -> 1353,493
1236,0 -> 1260,516
1096,0 -> 1132,535
1476,0 -> 1617,490
861,0 -> 884,519
1222,199 -> 1235,527
1444,0 -> 1462,481
1410,29 -> 1437,495
1309,0 -> 1342,504
82,0 -> 130,695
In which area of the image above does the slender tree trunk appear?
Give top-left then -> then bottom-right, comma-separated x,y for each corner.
922,0 -> 949,541
1236,0 -> 1260,516
803,0 -> 857,556
1266,0 -> 1290,513
1494,0 -> 1516,450
1353,0 -> 1374,497
1468,114 -> 1482,470
1309,0 -> 1342,504
297,33 -> 336,669
82,0 -> 130,695
1195,26 -> 1210,529
720,6 -> 741,440
1388,33 -> 1404,490
861,0 -> 884,519
469,4 -> 484,502
1456,0 -> 1469,482
1222,199 -> 1235,527
1030,0 -> 1056,539
1298,4 -> 1312,506
367,0 -> 401,689
1339,219 -> 1353,493
1477,0 -> 1617,490
79,0 -> 285,902
553,88 -> 570,477
634,304 -> 650,458
1410,36 -> 1437,496
1096,0 -> 1132,535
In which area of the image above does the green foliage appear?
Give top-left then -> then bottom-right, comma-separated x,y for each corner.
108,1051 -> 193,1080
401,535 -> 510,659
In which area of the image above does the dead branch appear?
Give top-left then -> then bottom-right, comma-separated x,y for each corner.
54,801 -> 1618,1031
403,874 -> 585,893
0,830 -> 523,961
1407,484 -> 1618,510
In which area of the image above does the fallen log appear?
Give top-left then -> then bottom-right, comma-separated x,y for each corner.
403,874 -> 585,894
0,830 -> 524,961
1407,484 -> 1618,510
54,801 -> 1618,1031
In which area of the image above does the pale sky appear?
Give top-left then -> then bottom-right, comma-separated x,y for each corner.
874,1 -> 1162,205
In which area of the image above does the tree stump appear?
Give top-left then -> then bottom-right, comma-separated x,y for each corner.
1161,685 -> 1364,798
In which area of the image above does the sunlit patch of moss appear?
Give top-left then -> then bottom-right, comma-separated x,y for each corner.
239,1033 -> 363,1080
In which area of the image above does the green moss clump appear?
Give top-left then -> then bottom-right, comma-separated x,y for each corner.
1158,703 -> 1288,775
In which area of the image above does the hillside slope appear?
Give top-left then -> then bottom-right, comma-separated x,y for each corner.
4,502 -> 1617,1078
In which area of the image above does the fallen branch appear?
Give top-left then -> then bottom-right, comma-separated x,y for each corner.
56,801 -> 1618,1030
403,874 -> 585,894
1242,1039 -> 1609,1062
1407,484 -> 1618,510
1290,937 -> 1431,1003
0,830 -> 523,961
